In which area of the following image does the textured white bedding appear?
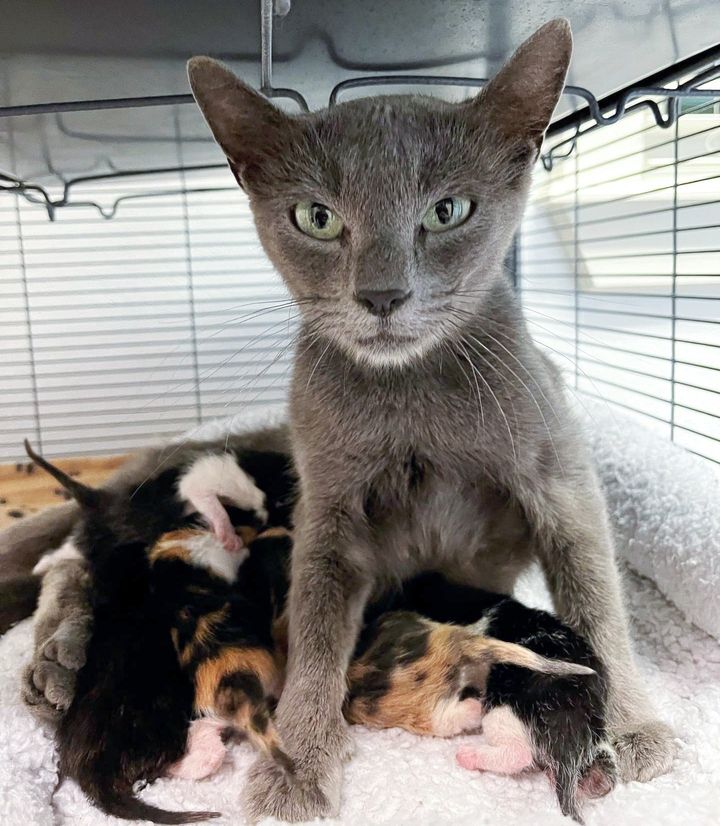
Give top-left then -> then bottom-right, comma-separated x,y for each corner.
1,403 -> 718,825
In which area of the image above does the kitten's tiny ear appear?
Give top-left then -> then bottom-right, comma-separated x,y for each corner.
187,56 -> 292,187
472,18 -> 572,151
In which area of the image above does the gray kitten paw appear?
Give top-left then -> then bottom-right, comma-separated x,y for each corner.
42,617 -> 91,670
612,720 -> 677,782
243,757 -> 338,823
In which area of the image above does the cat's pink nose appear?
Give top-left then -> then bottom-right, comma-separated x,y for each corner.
355,288 -> 411,317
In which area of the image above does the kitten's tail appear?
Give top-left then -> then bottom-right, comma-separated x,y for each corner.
72,766 -> 220,823
95,790 -> 220,824
547,734 -> 617,823
24,439 -> 100,510
61,723 -> 221,823
476,637 -> 596,678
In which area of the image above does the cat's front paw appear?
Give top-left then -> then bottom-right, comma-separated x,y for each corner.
243,757 -> 338,823
612,720 -> 676,782
21,659 -> 76,722
42,616 -> 91,670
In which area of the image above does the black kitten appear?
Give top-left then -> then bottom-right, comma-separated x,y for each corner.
25,441 -> 218,824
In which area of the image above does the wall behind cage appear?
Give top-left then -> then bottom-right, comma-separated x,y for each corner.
0,165 -> 294,462
518,84 -> 720,466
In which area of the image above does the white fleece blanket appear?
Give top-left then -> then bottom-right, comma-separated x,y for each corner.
1,406 -> 719,826
581,400 -> 720,641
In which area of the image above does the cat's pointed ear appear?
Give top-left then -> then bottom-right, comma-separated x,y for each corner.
187,57 -> 292,187
472,18 -> 572,150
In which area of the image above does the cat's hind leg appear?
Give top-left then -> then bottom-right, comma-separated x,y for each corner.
22,557 -> 92,723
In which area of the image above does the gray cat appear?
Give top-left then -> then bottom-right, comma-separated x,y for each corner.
0,17 -> 674,824
184,18 -> 674,821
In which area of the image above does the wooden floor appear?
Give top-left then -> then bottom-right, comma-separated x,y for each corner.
0,455 -> 129,530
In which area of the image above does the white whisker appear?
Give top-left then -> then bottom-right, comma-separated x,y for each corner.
462,332 -> 565,476
449,330 -> 517,462
448,340 -> 485,438
305,338 -> 334,392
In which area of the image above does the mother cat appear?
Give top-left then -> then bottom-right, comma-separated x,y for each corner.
1,18 -> 673,822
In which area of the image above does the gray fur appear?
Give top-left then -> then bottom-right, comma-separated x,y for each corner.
21,558 -> 92,723
1,503 -> 77,585
187,19 -> 674,820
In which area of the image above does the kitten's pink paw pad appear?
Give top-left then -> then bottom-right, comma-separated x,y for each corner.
168,720 -> 228,780
456,746 -> 482,771
221,531 -> 244,553
456,743 -> 533,775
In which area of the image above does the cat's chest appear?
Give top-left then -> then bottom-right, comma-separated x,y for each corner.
363,449 -> 505,567
293,386 -> 530,580
297,379 -> 487,471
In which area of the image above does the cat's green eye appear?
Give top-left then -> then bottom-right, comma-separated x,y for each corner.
293,201 -> 344,240
422,196 -> 472,233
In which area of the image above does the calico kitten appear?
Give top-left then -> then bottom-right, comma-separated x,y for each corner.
24,441 -> 295,823
347,573 -> 617,822
149,525 -> 294,776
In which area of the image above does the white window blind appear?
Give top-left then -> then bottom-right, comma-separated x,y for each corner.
0,166 -> 294,461
519,81 -> 720,466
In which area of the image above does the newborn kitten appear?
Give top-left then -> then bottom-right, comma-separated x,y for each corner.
150,525 -> 294,778
347,573 -> 617,822
24,442 -> 219,823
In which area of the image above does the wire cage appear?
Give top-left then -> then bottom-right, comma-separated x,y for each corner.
0,163 -> 291,459
519,70 -> 720,465
1,4 -> 719,465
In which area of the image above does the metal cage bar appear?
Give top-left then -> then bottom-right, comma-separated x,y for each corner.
1,0 -> 719,219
